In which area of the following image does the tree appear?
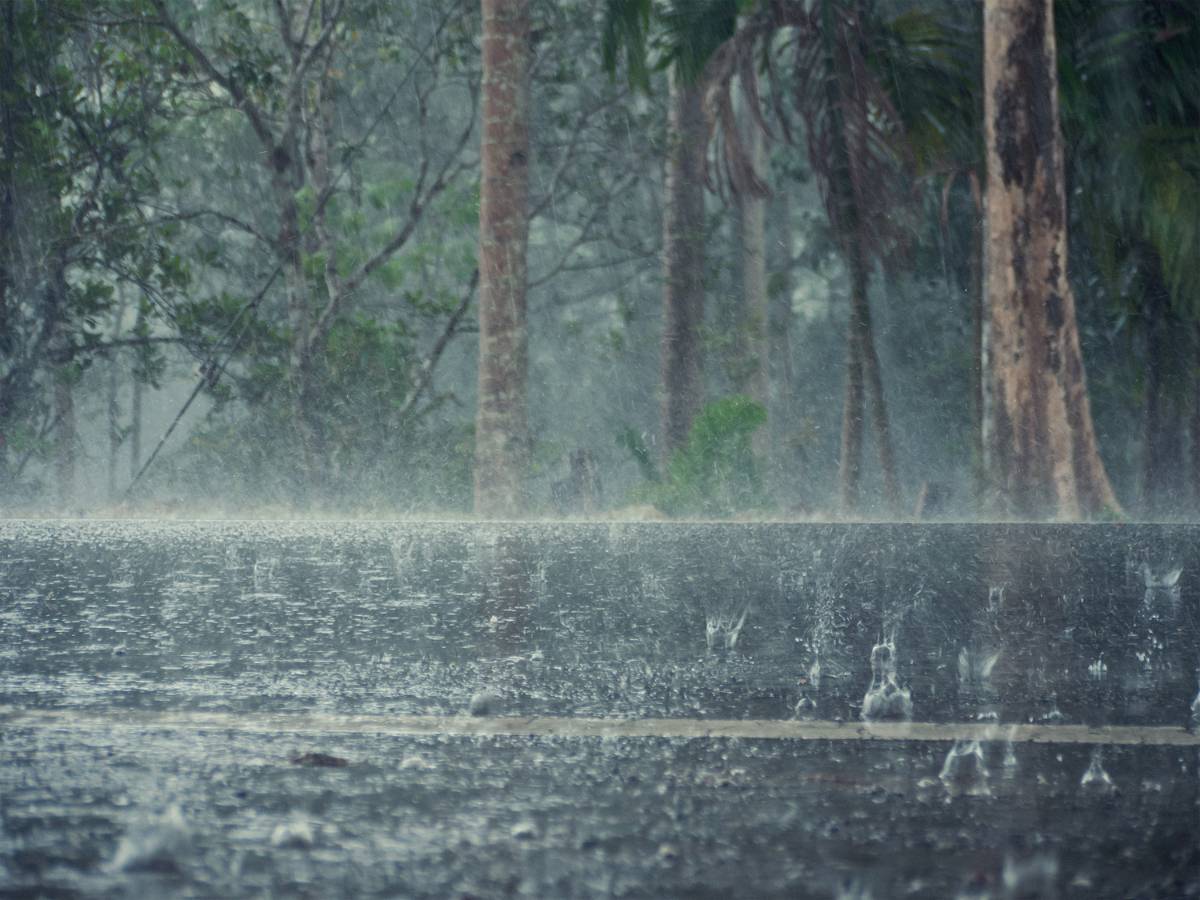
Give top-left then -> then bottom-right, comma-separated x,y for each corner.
0,1 -> 186,503
1057,0 -> 1200,517
474,0 -> 532,516
659,70 -> 707,459
982,0 -> 1119,519
148,0 -> 477,502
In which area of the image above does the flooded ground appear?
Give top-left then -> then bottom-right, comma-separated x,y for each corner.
2,520 -> 1199,897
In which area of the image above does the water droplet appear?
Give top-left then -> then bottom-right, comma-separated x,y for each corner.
939,740 -> 990,797
270,816 -> 315,849
510,820 -> 539,840
1002,853 -> 1058,898
1080,748 -> 1116,794
862,639 -> 912,722
107,804 -> 189,873
705,604 -> 749,652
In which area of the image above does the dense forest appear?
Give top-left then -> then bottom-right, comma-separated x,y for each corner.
0,0 -> 1197,520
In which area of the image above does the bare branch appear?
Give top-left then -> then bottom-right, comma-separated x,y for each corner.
396,269 -> 478,421
307,83 -> 478,349
529,173 -> 637,289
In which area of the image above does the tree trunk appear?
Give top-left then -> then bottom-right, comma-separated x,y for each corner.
130,363 -> 142,484
983,0 -> 1119,519
107,352 -> 120,502
859,279 -> 901,514
129,305 -> 143,483
474,0 -> 531,517
738,118 -> 768,424
1192,322 -> 1200,512
1140,243 -> 1186,518
838,261 -> 865,513
660,71 -> 707,460
54,369 -> 75,509
766,190 -> 796,504
968,170 -> 986,510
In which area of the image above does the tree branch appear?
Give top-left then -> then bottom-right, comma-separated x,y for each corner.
396,268 -> 478,421
149,0 -> 277,152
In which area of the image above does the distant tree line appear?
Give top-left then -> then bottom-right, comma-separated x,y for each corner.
0,0 -> 1197,521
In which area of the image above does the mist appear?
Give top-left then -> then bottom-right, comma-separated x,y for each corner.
2,0 -> 1193,522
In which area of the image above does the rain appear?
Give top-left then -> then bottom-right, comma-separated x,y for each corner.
2,0 -> 1200,897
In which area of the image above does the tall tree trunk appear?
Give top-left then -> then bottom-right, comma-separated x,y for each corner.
1192,321 -> 1200,512
838,259 -> 866,514
968,170 -> 986,510
983,0 -> 1119,519
107,353 -> 120,502
859,280 -> 901,514
0,1 -> 19,487
129,305 -> 143,483
474,0 -> 531,516
660,72 -> 707,460
54,368 -> 75,509
766,190 -> 796,503
130,364 -> 142,484
821,2 -> 900,516
1140,243 -> 1186,518
738,118 -> 768,422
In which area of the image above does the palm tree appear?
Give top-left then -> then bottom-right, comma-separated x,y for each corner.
1058,0 -> 1200,516
608,0 -> 941,514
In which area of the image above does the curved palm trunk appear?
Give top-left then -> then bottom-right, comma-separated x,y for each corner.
738,119 -> 768,460
767,190 -> 796,502
838,297 -> 865,513
660,72 -> 707,460
474,0 -> 531,516
983,0 -> 1119,519
1140,243 -> 1186,518
820,2 -> 901,517
858,284 -> 901,513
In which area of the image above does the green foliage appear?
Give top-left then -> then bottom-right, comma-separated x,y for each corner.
633,396 -> 767,518
602,0 -> 741,88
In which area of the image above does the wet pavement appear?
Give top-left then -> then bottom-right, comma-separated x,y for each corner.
2,520 -> 1199,897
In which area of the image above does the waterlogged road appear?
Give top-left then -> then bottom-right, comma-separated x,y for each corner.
2,520 -> 1199,897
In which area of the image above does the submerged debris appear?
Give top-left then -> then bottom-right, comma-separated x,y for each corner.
469,691 -> 502,716
510,820 -> 539,840
290,752 -> 349,768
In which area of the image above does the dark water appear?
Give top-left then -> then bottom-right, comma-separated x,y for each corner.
2,520 -> 1199,897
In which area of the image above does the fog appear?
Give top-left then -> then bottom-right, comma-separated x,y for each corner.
4,0 -> 1193,522
3,1 -> 1200,897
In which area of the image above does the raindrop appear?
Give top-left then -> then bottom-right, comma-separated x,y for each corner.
862,639 -> 912,722
107,804 -> 189,873
510,820 -> 539,841
1189,677 -> 1200,732
705,604 -> 749,652
1080,748 -> 1116,795
1002,853 -> 1058,898
1002,726 -> 1019,774
270,816 -> 316,849
939,740 -> 990,797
